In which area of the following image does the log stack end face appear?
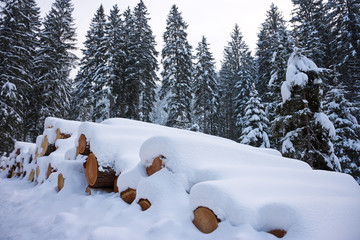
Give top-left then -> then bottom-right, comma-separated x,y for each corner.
146,156 -> 165,176
78,134 -> 90,155
85,153 -> 98,186
138,198 -> 151,211
58,173 -> 64,192
120,188 -> 137,204
192,207 -> 220,234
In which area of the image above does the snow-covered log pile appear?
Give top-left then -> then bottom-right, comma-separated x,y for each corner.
1,117 -> 360,239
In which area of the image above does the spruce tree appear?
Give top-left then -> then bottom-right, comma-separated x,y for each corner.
273,49 -> 341,171
256,4 -> 293,148
219,24 -> 254,140
36,0 -> 77,131
240,84 -> 270,148
0,0 -> 41,153
324,80 -> 360,183
73,5 -> 107,122
193,36 -> 219,135
326,0 -> 360,105
160,5 -> 193,129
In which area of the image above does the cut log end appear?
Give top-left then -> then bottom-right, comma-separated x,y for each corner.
58,173 -> 64,192
85,186 -> 92,195
120,188 -> 137,204
47,163 -> 52,179
146,156 -> 165,176
56,128 -> 71,140
192,207 -> 219,234
28,169 -> 35,182
78,134 -> 90,155
85,153 -> 116,188
40,136 -> 49,156
268,229 -> 287,238
36,165 -> 40,178
138,198 -> 151,211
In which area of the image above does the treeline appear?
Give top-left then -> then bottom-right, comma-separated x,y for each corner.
0,0 -> 359,182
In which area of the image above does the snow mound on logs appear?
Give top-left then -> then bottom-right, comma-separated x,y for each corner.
0,117 -> 360,240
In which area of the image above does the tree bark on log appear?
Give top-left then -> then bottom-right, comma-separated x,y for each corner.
58,173 -> 64,191
85,153 -> 116,188
268,229 -> 287,238
192,207 -> 219,234
78,134 -> 90,155
120,188 -> 137,204
138,198 -> 151,211
146,156 -> 165,176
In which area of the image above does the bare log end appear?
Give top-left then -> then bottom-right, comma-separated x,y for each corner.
56,128 -> 71,140
28,169 -> 35,182
85,153 -> 116,188
78,134 -> 90,155
120,188 -> 137,204
138,198 -> 151,211
192,207 -> 220,234
36,165 -> 40,178
268,229 -> 287,238
47,163 -> 57,179
146,156 -> 165,176
85,186 -> 92,195
58,173 -> 64,192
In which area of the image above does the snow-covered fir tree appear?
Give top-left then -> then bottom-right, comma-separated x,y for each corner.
324,80 -> 360,183
240,84 -> 270,148
273,49 -> 341,171
256,3 -> 293,149
0,0 -> 41,153
73,5 -> 107,122
104,4 -> 126,118
193,36 -> 219,135
160,5 -> 193,129
124,1 -> 158,122
35,0 -> 77,134
326,0 -> 360,105
219,24 -> 254,140
291,0 -> 330,68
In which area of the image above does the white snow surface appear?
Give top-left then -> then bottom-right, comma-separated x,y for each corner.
1,117 -> 360,240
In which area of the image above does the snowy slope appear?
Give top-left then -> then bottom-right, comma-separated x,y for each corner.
1,117 -> 360,240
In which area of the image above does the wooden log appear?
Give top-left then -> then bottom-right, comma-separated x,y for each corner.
56,128 -> 71,140
36,165 -> 40,178
268,229 -> 287,238
78,134 -> 90,155
28,169 -> 35,182
46,163 -> 57,179
192,207 -> 220,234
40,136 -> 56,157
85,153 -> 116,188
146,156 -> 165,176
85,186 -> 92,195
113,176 -> 119,193
138,198 -> 151,211
58,173 -> 64,191
120,188 -> 137,204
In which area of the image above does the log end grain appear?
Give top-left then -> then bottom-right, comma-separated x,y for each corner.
85,186 -> 92,195
36,165 -> 40,178
47,163 -> 52,179
56,128 -> 71,140
78,134 -> 90,155
146,156 -> 165,176
40,136 -> 49,157
28,169 -> 35,182
58,173 -> 64,192
192,207 -> 219,234
268,229 -> 287,238
138,198 -> 151,211
85,153 -> 98,186
120,188 -> 137,204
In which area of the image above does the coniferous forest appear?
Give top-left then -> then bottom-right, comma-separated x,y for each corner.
1,0 -> 359,183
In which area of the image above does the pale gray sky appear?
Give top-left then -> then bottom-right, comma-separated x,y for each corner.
36,0 -> 294,71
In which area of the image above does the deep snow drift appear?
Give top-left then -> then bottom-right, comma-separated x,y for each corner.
1,117 -> 360,240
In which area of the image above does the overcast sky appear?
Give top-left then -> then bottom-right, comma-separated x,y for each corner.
36,0 -> 294,71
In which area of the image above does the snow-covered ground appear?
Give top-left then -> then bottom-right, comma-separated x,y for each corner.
1,117 -> 360,240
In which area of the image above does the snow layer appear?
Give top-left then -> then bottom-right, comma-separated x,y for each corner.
1,118 -> 360,240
